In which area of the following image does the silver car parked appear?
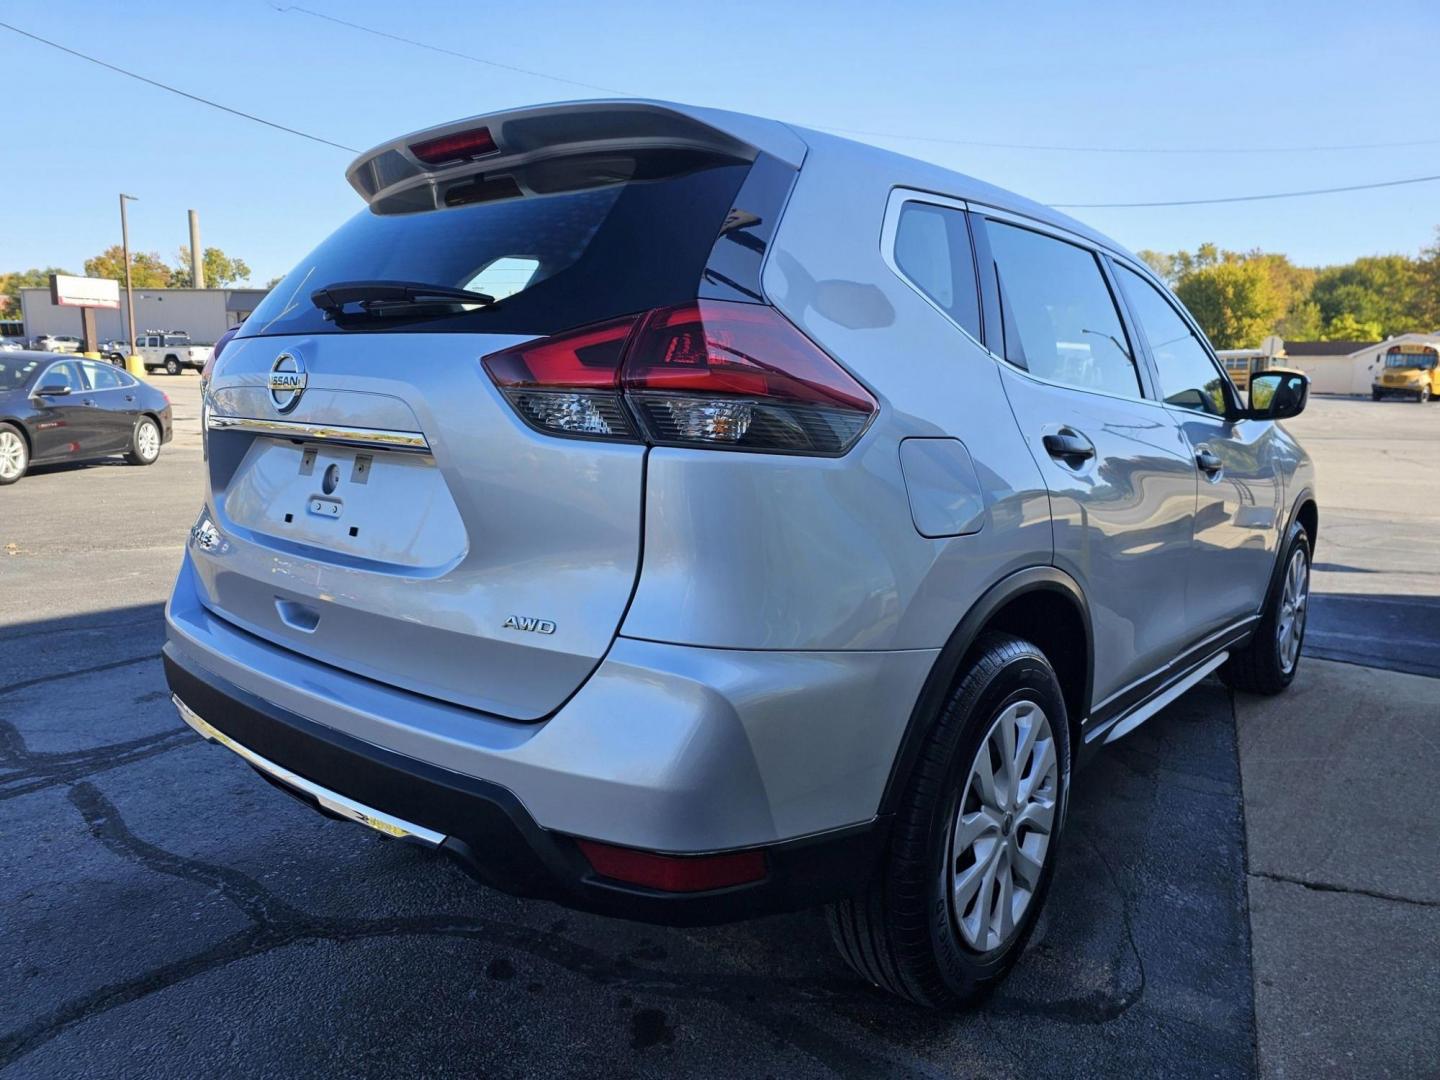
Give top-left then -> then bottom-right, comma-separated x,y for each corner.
167,100 -> 1316,1008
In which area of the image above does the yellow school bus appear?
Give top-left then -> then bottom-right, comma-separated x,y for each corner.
1372,343 -> 1440,403
1215,349 -> 1272,392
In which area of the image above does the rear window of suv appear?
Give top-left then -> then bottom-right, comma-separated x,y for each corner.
241,149 -> 753,339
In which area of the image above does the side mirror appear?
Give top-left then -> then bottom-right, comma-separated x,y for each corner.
1245,370 -> 1308,420
35,382 -> 71,398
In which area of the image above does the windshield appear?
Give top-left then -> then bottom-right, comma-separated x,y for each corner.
240,149 -> 751,339
1386,350 -> 1437,370
0,357 -> 42,390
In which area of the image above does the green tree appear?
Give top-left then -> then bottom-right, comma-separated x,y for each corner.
171,246 -> 252,288
0,267 -> 73,317
1277,299 -> 1323,340
1319,312 -> 1383,342
1311,254 -> 1423,338
84,246 -> 172,288
1138,249 -> 1179,285
1413,227 -> 1440,331
1174,260 -> 1282,349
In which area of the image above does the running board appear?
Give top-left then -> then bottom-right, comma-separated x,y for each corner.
1089,651 -> 1229,746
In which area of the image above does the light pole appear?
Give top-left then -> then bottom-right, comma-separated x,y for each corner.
119,193 -> 140,374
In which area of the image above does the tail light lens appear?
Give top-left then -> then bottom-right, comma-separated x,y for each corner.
576,839 -> 767,893
482,301 -> 875,455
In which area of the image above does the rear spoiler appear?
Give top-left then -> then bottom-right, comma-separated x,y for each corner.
345,99 -> 807,209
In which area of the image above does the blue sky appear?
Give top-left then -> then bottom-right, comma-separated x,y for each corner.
3,0 -> 1437,284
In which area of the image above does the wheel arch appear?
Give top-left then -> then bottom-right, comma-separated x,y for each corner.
0,417 -> 32,455
1262,489 -> 1317,612
878,566 -> 1092,816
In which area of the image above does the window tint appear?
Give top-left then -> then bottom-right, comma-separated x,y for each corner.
45,361 -> 87,391
893,202 -> 982,339
241,149 -> 752,339
86,362 -> 125,389
985,221 -> 1140,398
1116,265 -> 1229,416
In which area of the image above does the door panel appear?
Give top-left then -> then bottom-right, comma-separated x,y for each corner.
973,216 -> 1198,708
1001,370 -> 1197,704
82,362 -> 139,452
1111,263 -> 1282,632
1173,416 -> 1282,631
29,361 -> 93,461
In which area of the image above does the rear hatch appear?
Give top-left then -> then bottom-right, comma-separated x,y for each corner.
197,104 -> 800,720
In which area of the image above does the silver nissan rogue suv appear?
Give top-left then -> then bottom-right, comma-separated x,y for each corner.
167,99 -> 1316,1008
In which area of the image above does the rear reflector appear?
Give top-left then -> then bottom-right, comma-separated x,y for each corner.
482,301 -> 875,454
576,839 -> 767,893
410,126 -> 499,165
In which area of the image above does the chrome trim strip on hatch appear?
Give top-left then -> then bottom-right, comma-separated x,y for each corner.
173,694 -> 445,847
206,415 -> 431,453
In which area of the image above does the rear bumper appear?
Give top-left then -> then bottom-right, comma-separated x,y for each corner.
164,651 -> 889,925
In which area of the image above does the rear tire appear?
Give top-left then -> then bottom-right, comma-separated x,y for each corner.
1221,523 -> 1310,695
1371,390 -> 1382,402
164,356 -> 181,376
827,632 -> 1070,1008
1420,386 -> 1432,403
126,416 -> 161,466
0,423 -> 29,485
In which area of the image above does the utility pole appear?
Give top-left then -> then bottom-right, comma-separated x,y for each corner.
188,209 -> 204,290
119,193 -> 141,375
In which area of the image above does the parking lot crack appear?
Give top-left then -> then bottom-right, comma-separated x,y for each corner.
69,782 -> 308,926
1247,869 -> 1440,909
0,652 -> 157,699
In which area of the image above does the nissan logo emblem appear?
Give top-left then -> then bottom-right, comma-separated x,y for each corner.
268,352 -> 306,412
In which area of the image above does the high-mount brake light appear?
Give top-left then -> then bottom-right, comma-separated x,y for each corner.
481,301 -> 876,454
409,126 -> 499,166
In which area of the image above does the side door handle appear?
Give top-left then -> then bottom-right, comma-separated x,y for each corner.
81,397 -> 99,408
1195,447 -> 1224,476
1042,429 -> 1096,462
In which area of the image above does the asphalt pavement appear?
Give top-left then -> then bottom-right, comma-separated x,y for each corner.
0,380 -> 1435,1078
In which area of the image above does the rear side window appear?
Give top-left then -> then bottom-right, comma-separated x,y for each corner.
892,202 -> 982,340
85,362 -> 124,389
242,150 -> 753,339
1115,266 -> 1231,416
984,221 -> 1141,400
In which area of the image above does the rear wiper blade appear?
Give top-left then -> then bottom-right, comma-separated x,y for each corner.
310,280 -> 496,317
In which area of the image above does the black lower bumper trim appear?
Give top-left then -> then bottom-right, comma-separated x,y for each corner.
163,651 -> 889,926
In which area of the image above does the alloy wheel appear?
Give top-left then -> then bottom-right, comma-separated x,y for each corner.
0,430 -> 25,480
1277,546 -> 1309,674
137,421 -> 160,461
946,699 -> 1059,952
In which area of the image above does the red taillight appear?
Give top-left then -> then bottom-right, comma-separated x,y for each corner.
410,126 -> 498,165
481,301 -> 875,454
576,839 -> 767,893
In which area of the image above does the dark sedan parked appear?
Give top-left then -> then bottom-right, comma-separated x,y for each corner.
0,351 -> 173,485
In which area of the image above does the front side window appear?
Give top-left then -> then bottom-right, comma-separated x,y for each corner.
44,361 -> 88,392
984,221 -> 1141,399
1116,265 -> 1230,416
892,202 -> 982,340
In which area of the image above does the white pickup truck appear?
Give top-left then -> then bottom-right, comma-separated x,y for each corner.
136,332 -> 214,375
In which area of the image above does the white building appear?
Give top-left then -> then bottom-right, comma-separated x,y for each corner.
1278,333 -> 1440,396
19,286 -> 268,345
